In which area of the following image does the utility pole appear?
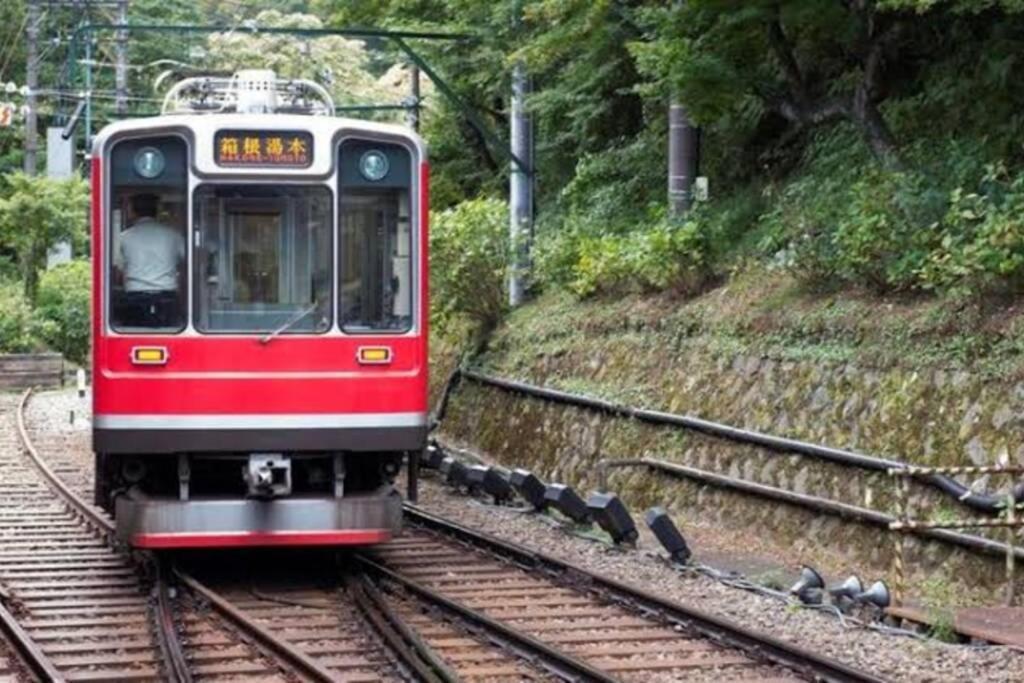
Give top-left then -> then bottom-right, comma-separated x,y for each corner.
405,64 -> 420,131
508,59 -> 533,307
24,0 -> 42,175
667,101 -> 698,218
668,1 -> 699,219
115,0 -> 129,117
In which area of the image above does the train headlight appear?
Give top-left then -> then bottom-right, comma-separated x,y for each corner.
134,146 -> 165,179
359,149 -> 389,181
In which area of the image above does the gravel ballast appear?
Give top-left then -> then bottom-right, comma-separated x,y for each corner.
23,388 -> 1024,682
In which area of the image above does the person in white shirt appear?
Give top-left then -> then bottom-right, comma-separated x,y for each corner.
113,194 -> 185,328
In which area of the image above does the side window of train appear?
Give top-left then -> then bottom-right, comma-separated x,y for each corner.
338,141 -> 414,333
108,136 -> 189,333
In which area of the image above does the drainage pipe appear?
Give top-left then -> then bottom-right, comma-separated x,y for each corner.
596,456 -> 1024,562
458,369 -> 1024,514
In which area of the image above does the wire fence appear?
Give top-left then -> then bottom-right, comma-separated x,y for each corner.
888,464 -> 1024,607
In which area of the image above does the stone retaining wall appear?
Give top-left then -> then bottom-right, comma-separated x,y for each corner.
438,352 -> 1024,603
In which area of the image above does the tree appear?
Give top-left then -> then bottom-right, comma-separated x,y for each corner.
195,10 -> 412,112
629,1 -> 917,167
0,173 -> 89,302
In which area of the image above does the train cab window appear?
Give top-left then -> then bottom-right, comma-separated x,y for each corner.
339,142 -> 413,333
108,137 -> 188,333
194,185 -> 331,334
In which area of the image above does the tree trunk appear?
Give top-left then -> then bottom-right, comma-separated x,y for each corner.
764,7 -> 903,168
852,92 -> 901,168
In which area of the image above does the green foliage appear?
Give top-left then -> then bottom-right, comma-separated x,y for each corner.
35,261 -> 91,365
557,134 -> 666,230
429,198 -> 509,335
760,135 -> 1024,295
198,10 -> 411,112
919,165 -> 1024,294
539,219 -> 712,299
0,282 -> 54,355
0,173 -> 89,303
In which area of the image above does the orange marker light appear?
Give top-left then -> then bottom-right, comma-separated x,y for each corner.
357,347 -> 392,365
131,347 -> 168,365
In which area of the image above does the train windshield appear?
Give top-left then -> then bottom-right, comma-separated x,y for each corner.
193,185 -> 332,334
108,136 -> 189,333
338,141 -> 413,333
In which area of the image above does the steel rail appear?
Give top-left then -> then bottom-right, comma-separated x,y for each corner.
18,390 -> 197,682
403,503 -> 885,683
355,554 -> 619,683
457,369 -> 1024,514
14,389 -> 332,683
173,570 -> 338,683
154,568 -> 194,683
0,598 -> 65,683
596,457 -> 1024,562
349,574 -> 457,683
16,389 -> 114,537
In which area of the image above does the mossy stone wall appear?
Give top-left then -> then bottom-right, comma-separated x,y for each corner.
438,343 -> 1024,601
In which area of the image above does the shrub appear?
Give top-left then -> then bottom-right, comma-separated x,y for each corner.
828,168 -> 943,292
0,282 -> 54,354
429,198 -> 509,335
0,173 -> 89,302
36,260 -> 91,365
560,219 -> 712,298
918,165 -> 1024,295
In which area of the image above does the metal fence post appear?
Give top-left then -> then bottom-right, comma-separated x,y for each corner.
1008,493 -> 1017,607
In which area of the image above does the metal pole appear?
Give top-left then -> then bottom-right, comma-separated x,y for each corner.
24,0 -> 42,175
407,450 -> 420,503
891,472 -> 909,607
508,60 -> 533,307
1008,494 -> 1017,607
85,36 -> 92,150
115,0 -> 128,117
668,101 -> 698,218
406,64 -> 420,131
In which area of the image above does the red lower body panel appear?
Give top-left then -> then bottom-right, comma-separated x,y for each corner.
133,529 -> 392,549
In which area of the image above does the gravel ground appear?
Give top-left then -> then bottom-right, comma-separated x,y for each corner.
24,388 -> 1024,682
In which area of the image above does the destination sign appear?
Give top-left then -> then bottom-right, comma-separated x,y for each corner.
214,130 -> 313,168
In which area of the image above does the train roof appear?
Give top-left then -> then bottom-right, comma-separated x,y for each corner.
91,113 -> 428,165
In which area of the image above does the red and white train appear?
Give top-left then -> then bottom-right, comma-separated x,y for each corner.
90,71 -> 428,548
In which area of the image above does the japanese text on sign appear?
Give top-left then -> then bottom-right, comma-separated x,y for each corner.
214,130 -> 313,168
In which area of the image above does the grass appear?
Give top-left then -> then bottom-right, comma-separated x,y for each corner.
482,265 -> 1024,381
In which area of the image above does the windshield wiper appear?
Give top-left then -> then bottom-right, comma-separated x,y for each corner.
260,302 -> 319,345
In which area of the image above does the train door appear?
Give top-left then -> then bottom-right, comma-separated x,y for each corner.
194,185 -> 331,334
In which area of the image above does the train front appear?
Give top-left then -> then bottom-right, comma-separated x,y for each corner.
90,72 -> 428,548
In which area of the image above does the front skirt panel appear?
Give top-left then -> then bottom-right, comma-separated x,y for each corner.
116,489 -> 402,548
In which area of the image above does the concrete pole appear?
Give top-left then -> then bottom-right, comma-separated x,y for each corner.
24,0 -> 41,175
668,101 -> 698,218
405,64 -> 420,131
508,60 -> 533,307
114,0 -> 128,117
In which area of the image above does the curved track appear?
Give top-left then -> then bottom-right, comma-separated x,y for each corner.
18,390 -> 560,682
16,388 -> 884,683
361,509 -> 885,683
12,390 -> 336,682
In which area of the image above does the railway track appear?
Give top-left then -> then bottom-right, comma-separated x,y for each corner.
12,391 -> 410,682
17,390 -> 561,682
359,508 -> 885,683
14,388 -> 884,683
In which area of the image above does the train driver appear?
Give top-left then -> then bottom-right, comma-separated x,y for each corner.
113,193 -> 185,328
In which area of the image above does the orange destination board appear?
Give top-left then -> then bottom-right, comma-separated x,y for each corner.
214,130 -> 313,168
